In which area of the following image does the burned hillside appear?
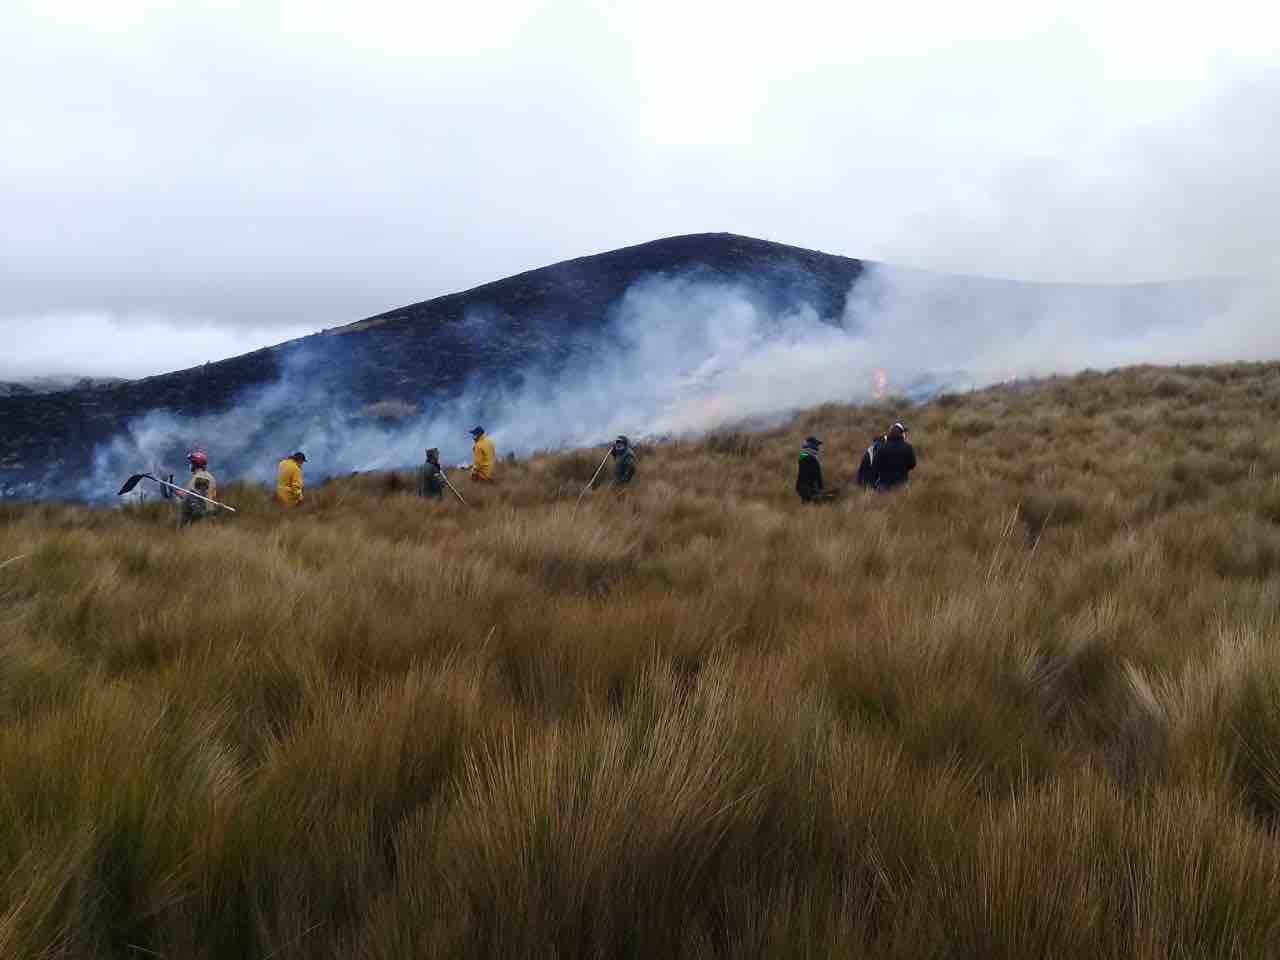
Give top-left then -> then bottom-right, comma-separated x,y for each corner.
0,232 -> 1235,499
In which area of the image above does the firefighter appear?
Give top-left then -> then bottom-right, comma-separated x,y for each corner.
277,451 -> 306,506
855,433 -> 884,488
796,436 -> 830,503
418,447 -> 445,499
177,449 -> 217,526
871,422 -> 916,491
469,427 -> 496,482
610,435 -> 636,487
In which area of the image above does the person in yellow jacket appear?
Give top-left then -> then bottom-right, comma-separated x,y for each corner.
469,426 -> 496,482
276,451 -> 306,506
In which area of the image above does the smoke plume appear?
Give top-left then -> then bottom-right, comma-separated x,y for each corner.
82,263 -> 1266,500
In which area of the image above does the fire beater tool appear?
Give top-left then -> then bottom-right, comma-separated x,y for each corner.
117,473 -> 237,513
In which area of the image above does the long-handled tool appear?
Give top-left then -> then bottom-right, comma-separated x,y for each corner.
117,473 -> 237,513
573,446 -> 614,514
441,471 -> 469,506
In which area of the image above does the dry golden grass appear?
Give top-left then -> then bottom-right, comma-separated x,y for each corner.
4,362 -> 1280,957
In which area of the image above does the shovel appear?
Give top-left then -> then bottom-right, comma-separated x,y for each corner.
117,473 -> 237,513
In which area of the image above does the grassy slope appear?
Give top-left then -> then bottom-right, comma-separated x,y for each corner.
4,363 -> 1280,957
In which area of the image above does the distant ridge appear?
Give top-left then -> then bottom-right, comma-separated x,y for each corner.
0,376 -> 127,398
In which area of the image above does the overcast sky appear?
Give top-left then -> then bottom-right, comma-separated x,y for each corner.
3,0 -> 1277,379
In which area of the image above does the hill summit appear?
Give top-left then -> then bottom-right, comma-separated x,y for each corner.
0,233 -> 1234,499
2,234 -> 866,497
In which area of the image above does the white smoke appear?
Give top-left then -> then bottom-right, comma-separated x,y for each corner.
78,264 -> 1268,500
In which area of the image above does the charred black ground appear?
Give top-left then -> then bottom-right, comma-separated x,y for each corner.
1,234 -> 865,496
0,232 -> 1234,498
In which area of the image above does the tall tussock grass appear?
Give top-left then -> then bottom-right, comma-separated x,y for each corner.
4,361 -> 1280,956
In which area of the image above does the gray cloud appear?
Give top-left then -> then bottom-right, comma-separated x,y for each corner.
3,0 -> 1278,381
0,310 -> 319,381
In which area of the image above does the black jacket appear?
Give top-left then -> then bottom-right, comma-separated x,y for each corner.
872,438 -> 916,489
417,460 -> 445,498
611,448 -> 636,487
796,451 -> 824,501
855,438 -> 883,487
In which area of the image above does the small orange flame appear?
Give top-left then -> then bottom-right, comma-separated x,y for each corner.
872,369 -> 888,399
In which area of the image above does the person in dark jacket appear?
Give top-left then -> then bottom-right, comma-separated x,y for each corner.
796,436 -> 828,502
417,447 -> 445,499
610,436 -> 636,487
855,434 -> 884,488
872,422 -> 916,491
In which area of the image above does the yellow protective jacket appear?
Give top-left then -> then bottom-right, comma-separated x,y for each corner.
189,469 -> 217,503
472,435 -> 496,481
276,458 -> 304,506
176,469 -> 218,524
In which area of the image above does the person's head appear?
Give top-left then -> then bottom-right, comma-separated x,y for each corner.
469,426 -> 485,440
888,422 -> 906,441
186,449 -> 208,471
803,436 -> 823,452
613,435 -> 629,453
425,447 -> 439,463
291,451 -> 307,465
